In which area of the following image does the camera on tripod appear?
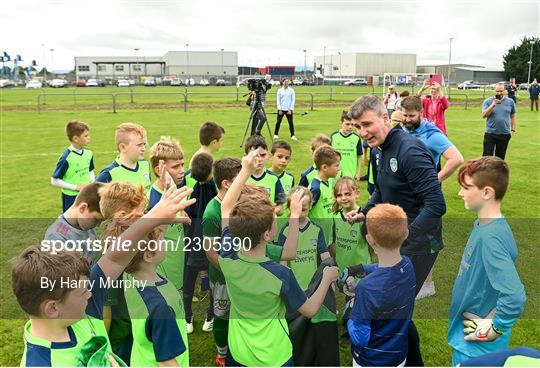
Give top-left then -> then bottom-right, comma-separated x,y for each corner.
247,78 -> 271,94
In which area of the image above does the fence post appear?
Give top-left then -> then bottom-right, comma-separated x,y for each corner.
37,94 -> 41,114
183,93 -> 187,112
130,88 -> 134,104
329,87 -> 333,101
482,88 -> 486,99
464,94 -> 468,110
236,87 -> 239,102
112,94 -> 116,113
310,93 -> 314,111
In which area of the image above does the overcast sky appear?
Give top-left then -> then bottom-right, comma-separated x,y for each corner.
4,0 -> 539,71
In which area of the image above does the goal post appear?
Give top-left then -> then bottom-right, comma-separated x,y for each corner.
382,73 -> 446,95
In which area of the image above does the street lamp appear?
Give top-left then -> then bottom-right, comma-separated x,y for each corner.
303,49 -> 307,80
49,49 -> 55,78
448,37 -> 453,95
186,43 -> 190,83
323,46 -> 326,85
42,43 -> 47,82
134,48 -> 139,82
527,40 -> 535,85
220,48 -> 224,77
338,52 -> 342,78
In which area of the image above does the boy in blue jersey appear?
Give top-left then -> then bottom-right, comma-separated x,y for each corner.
218,148 -> 339,366
347,203 -> 416,367
96,122 -> 151,193
11,185 -> 195,367
299,134 -> 331,187
51,120 -> 95,212
449,157 -> 526,365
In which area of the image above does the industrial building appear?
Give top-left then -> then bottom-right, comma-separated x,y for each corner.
74,51 -> 238,83
313,52 -> 417,81
416,64 -> 505,85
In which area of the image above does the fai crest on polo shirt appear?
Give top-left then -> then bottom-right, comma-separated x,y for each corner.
390,158 -> 398,172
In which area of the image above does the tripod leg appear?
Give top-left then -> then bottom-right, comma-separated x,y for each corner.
241,105 -> 257,147
261,107 -> 272,139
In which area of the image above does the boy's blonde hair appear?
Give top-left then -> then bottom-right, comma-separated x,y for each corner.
313,146 -> 341,170
332,176 -> 359,213
311,134 -> 331,152
66,120 -> 89,141
115,123 -> 147,149
99,182 -> 148,219
286,186 -> 312,211
149,136 -> 184,175
229,185 -> 274,248
366,204 -> 408,250
11,247 -> 90,316
103,213 -> 164,274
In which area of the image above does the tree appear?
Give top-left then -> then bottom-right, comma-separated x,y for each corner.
503,36 -> 540,83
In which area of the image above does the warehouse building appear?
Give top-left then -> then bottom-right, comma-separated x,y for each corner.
74,51 -> 238,84
417,64 -> 483,85
454,66 -> 505,84
313,52 -> 417,82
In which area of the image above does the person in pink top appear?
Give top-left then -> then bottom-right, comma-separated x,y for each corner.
417,80 -> 449,135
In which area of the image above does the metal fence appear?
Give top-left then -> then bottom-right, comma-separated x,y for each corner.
35,88 -> 480,114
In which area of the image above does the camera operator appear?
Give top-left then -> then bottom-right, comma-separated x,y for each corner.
273,78 -> 297,141
481,82 -> 516,160
249,75 -> 272,136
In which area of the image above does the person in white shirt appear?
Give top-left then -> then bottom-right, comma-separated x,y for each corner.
274,79 -> 297,141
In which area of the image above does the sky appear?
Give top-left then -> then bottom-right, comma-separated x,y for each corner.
3,0 -> 539,72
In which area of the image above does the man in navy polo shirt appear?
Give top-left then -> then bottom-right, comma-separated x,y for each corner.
346,95 -> 446,366
482,83 -> 516,160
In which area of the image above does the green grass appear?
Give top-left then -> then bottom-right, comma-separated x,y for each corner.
0,93 -> 539,366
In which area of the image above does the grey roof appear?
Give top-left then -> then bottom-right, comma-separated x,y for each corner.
455,67 -> 504,72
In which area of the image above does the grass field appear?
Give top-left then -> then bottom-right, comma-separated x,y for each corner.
1,89 -> 539,366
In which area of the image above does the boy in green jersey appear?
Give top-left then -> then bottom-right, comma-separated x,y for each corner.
278,186 -> 331,291
331,177 -> 371,271
189,121 -> 225,167
299,134 -> 331,187
244,135 -> 285,207
104,214 -> 190,367
218,148 -> 339,366
51,120 -> 95,212
330,111 -> 363,180
12,185 -> 195,367
309,146 -> 341,246
147,136 -> 190,291
96,122 -> 151,193
269,140 -> 295,194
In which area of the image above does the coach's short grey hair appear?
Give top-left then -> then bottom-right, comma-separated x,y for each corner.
348,95 -> 386,120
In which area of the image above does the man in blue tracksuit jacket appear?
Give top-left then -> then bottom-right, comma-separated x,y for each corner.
347,95 -> 447,366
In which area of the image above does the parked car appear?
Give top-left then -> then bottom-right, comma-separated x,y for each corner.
86,79 -> 103,87
49,79 -> 68,88
302,79 -> 315,86
185,78 -> 195,86
270,80 -> 281,86
488,81 -> 510,89
199,79 -> 209,86
143,77 -> 156,87
170,78 -> 184,86
457,80 -> 482,89
344,78 -> 368,86
518,83 -> 530,90
215,79 -> 227,86
292,78 -> 303,85
0,79 -> 14,88
25,80 -> 43,89
76,79 -> 86,87
117,79 -> 130,87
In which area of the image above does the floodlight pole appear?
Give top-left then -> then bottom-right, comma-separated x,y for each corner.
338,52 -> 342,78
42,43 -> 47,83
221,48 -> 224,77
303,49 -> 307,80
448,37 -> 453,96
186,43 -> 190,82
323,46 -> 326,85
134,48 -> 139,82
49,49 -> 55,79
527,40 -> 535,85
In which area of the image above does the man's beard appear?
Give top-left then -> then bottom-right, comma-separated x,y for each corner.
404,118 -> 422,131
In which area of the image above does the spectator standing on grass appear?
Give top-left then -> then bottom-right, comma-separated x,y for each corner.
346,95 -> 446,366
529,78 -> 540,111
507,78 -> 517,103
383,85 -> 399,116
482,83 -> 516,160
416,80 -> 450,135
274,78 -> 297,141
394,90 -> 409,111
